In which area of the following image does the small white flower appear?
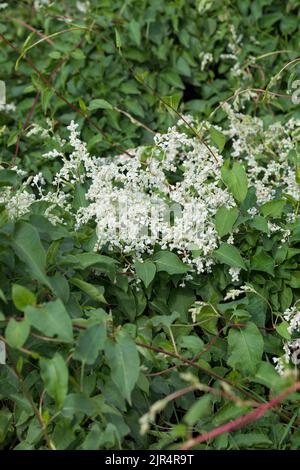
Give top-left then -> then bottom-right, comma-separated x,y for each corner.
229,267 -> 241,283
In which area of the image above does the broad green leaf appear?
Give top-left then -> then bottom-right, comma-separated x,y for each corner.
13,222 -> 52,289
29,214 -> 70,240
73,184 -> 88,210
5,318 -> 30,349
214,243 -> 246,270
68,253 -> 117,270
209,126 -> 226,152
280,285 -> 293,311
0,409 -> 12,443
151,312 -> 180,328
227,322 -> 264,376
161,94 -> 181,116
61,253 -> 117,282
0,170 -> 18,187
105,330 -> 140,404
12,284 -> 36,311
249,215 -> 269,234
260,199 -> 286,218
62,393 -> 95,418
196,304 -> 219,334
49,273 -> 70,304
74,323 -> 107,365
212,401 -> 251,426
287,272 -> 300,288
25,299 -> 73,343
39,353 -> 68,407
0,288 -> 6,303
184,395 -> 212,425
254,361 -> 281,388
153,251 -> 189,275
134,260 -> 156,287
221,162 -> 248,203
251,248 -> 274,276
70,278 -> 107,304
215,206 -> 239,237
88,99 -> 113,111
114,287 -> 137,322
234,433 -> 272,449
276,321 -> 291,340
128,20 -> 141,46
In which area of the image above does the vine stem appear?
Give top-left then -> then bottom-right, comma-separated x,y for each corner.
1,338 -> 56,450
180,381 -> 300,450
135,340 -> 258,402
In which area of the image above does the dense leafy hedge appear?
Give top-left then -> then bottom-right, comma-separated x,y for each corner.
1,105 -> 300,449
1,0 -> 300,161
1,0 -> 300,452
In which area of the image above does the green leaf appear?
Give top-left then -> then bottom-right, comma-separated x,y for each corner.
62,393 -> 95,418
74,323 -> 107,365
161,94 -> 182,117
0,288 -> 6,303
254,361 -> 281,388
151,312 -> 180,328
39,353 -> 68,407
260,200 -> 286,218
214,243 -> 246,270
5,318 -> 30,349
234,433 -> 272,449
12,284 -> 36,311
184,395 -> 212,425
73,184 -> 88,210
215,206 -> 239,237
68,253 -> 117,270
105,330 -> 140,404
88,99 -> 113,111
287,272 -> 300,288
251,248 -> 275,276
70,278 -> 107,304
134,260 -> 156,287
221,162 -> 248,203
249,215 -> 269,234
196,304 -> 219,334
128,20 -> 141,47
13,222 -> 52,289
0,170 -> 18,187
25,299 -> 73,343
61,253 -> 117,282
227,322 -> 264,376
276,321 -> 291,340
153,251 -> 189,275
209,126 -> 226,152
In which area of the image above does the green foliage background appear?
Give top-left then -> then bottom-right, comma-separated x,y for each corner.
1,0 -> 300,451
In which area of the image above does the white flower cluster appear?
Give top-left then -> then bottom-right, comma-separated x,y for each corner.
224,285 -> 255,301
219,25 -> 253,79
273,306 -> 300,375
228,266 -> 241,283
0,103 -> 16,113
74,124 -> 232,273
2,103 -> 299,273
284,307 -> 300,335
76,0 -> 90,13
223,103 -> 300,204
199,52 -> 214,71
34,0 -> 51,9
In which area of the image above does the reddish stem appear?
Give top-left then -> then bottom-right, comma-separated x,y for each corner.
181,381 -> 300,450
